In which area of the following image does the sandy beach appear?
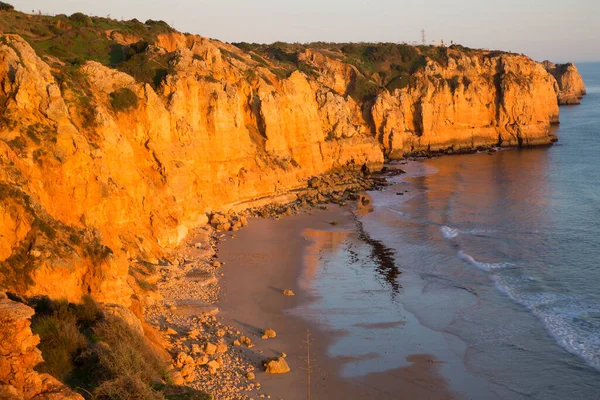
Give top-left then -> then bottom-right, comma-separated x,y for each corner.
217,204 -> 455,400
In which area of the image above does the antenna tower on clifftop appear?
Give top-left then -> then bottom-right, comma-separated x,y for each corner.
421,29 -> 426,45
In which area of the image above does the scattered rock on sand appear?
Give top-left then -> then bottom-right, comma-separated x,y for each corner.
207,360 -> 220,374
176,352 -> 194,368
261,329 -> 277,339
181,365 -> 196,382
204,343 -> 217,355
195,355 -> 209,366
264,357 -> 290,374
282,289 -> 295,296
240,336 -> 254,348
216,343 -> 228,353
170,371 -> 185,385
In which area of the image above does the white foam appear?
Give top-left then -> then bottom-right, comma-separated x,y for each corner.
388,209 -> 405,217
493,275 -> 600,372
440,225 -> 497,240
462,228 -> 497,235
457,250 -> 514,272
441,225 -> 460,239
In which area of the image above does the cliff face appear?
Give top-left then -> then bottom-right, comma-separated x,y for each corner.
0,29 -> 585,306
372,55 -> 560,157
544,61 -> 587,105
0,34 -> 382,304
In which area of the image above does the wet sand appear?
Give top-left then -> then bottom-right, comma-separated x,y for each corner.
217,205 -> 455,399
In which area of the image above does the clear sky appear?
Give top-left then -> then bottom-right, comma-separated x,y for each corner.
9,0 -> 600,62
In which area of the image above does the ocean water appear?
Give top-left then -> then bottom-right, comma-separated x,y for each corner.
294,63 -> 600,399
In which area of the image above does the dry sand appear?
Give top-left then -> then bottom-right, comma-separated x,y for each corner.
217,205 -> 455,400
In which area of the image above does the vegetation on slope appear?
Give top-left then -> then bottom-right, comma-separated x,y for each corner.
26,295 -> 209,400
231,41 -> 493,101
0,5 -> 177,88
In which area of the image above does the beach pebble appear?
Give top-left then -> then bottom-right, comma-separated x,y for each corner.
246,372 -> 255,380
188,328 -> 201,339
165,327 -> 177,335
213,261 -> 221,268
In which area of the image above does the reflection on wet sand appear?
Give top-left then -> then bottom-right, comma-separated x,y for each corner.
353,354 -> 455,400
300,228 -> 349,290
303,215 -> 401,297
356,219 -> 402,295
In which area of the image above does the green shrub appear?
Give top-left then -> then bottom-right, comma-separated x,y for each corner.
115,52 -> 171,88
0,1 -> 13,11
137,279 -> 156,292
144,19 -> 172,34
32,315 -> 88,381
110,88 -> 138,112
93,318 -> 166,384
74,295 -> 103,328
349,76 -> 380,102
8,136 -> 27,153
448,75 -> 461,93
30,297 -> 178,399
94,375 -> 164,400
386,74 -> 410,92
463,76 -> 473,89
69,12 -> 93,26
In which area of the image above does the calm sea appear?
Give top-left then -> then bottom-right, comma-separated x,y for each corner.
294,63 -> 600,399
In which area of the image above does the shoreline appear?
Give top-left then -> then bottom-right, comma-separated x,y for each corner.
217,204 -> 455,399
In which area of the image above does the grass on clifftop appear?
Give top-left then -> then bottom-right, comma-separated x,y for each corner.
29,296 -> 209,400
0,5 -> 176,88
232,41 -> 468,101
0,3 -> 500,103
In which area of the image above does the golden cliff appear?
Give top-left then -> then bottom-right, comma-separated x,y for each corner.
0,34 -> 382,305
0,26 -> 585,307
372,54 -> 560,158
544,61 -> 587,105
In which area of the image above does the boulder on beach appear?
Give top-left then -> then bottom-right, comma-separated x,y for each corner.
282,289 -> 295,296
261,328 -> 277,339
264,357 -> 290,374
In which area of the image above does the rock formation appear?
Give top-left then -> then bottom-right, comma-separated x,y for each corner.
0,294 -> 83,399
544,61 -> 587,105
373,55 -> 560,158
